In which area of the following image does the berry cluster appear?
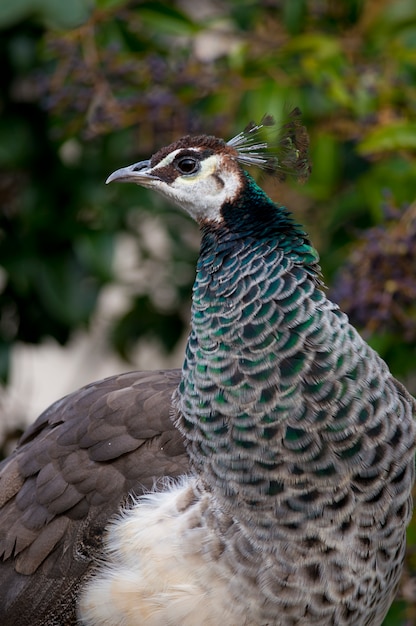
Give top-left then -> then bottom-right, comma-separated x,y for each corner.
330,200 -> 416,340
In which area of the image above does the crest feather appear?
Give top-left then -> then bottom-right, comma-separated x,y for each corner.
227,108 -> 311,183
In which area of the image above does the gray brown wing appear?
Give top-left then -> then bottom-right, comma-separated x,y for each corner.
0,369 -> 188,626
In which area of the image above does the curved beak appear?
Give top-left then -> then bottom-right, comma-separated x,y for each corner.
106,160 -> 156,185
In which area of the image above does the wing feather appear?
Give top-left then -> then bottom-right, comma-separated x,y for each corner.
0,368 -> 188,626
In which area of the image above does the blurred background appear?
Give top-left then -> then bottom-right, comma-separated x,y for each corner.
0,0 -> 416,621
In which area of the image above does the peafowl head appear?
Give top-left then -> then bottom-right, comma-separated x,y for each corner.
106,109 -> 311,228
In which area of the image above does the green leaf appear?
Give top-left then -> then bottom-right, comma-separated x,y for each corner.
358,121 -> 416,155
283,33 -> 343,61
138,2 -> 200,36
0,0 -> 92,28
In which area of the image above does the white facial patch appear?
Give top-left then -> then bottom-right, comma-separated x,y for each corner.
152,152 -> 242,224
151,148 -> 188,171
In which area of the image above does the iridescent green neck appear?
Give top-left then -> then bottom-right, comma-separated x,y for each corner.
174,171 -> 330,515
200,171 -> 320,277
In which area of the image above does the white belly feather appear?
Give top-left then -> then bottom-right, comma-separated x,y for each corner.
78,478 -> 254,626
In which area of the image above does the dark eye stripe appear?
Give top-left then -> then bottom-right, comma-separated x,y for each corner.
149,147 -> 215,183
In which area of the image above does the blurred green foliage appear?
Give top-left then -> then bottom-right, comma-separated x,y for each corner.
1,1 -> 416,621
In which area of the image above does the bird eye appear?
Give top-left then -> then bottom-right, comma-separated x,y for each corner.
175,157 -> 200,175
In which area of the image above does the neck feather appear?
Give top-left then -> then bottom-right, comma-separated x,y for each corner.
175,190 -> 324,513
200,173 -> 320,279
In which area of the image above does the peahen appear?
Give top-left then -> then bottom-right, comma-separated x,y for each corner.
0,111 -> 415,626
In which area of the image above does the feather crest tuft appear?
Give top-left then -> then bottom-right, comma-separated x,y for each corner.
227,108 -> 311,183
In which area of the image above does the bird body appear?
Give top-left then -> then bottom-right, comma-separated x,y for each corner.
1,114 -> 415,625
